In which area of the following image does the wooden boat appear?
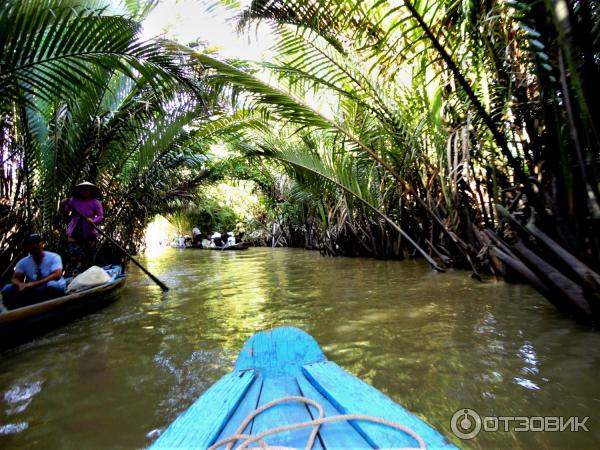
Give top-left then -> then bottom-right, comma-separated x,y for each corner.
151,327 -> 457,449
208,242 -> 250,251
0,265 -> 126,349
187,242 -> 250,251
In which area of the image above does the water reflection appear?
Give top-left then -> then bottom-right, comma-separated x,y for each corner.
0,248 -> 599,449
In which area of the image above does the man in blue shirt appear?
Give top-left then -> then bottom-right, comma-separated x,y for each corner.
1,234 -> 66,309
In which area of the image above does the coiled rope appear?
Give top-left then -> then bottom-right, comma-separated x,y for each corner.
208,395 -> 427,450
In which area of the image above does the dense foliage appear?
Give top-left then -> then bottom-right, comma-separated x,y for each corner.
0,0 -> 219,275
190,0 -> 600,321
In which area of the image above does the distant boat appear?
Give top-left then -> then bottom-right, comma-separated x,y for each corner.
151,327 -> 457,449
186,242 -> 251,251
0,265 -> 126,349
206,242 -> 250,251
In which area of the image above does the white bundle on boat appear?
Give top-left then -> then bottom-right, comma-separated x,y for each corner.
67,266 -> 111,292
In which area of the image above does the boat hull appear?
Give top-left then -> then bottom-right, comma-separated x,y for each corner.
151,327 -> 457,449
207,243 -> 250,251
186,243 -> 251,251
0,266 -> 126,349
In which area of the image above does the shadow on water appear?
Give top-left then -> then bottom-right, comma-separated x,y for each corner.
1,248 -> 599,449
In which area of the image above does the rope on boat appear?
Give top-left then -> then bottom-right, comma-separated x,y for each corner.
208,395 -> 427,450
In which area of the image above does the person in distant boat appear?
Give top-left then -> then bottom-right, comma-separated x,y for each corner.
211,232 -> 225,247
226,232 -> 236,246
235,222 -> 246,242
60,182 -> 104,276
192,226 -> 201,247
1,234 -> 66,310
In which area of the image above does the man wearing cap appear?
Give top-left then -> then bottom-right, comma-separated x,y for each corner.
1,234 -> 66,309
60,181 -> 104,275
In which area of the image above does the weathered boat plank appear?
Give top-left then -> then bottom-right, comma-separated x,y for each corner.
235,326 -> 326,377
215,372 -> 264,443
303,361 -> 456,449
152,370 -> 256,449
296,373 -> 372,449
251,376 -> 323,449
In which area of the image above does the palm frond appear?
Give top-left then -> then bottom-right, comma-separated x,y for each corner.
0,0 -> 195,111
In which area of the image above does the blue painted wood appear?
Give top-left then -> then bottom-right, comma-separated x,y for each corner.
251,376 -> 323,449
235,327 -> 326,377
152,327 -> 457,449
215,373 -> 263,442
303,361 -> 457,449
295,373 -> 371,449
151,370 -> 256,449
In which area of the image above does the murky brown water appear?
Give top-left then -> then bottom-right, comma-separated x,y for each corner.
1,248 -> 599,449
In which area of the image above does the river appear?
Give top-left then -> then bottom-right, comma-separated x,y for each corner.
1,248 -> 599,449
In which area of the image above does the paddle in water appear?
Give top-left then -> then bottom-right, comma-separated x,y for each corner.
69,207 -> 169,292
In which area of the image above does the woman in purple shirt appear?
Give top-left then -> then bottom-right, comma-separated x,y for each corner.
60,182 -> 104,275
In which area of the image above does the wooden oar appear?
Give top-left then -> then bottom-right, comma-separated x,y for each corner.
69,207 -> 169,292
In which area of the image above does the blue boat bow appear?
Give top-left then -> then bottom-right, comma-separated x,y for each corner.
151,327 -> 457,449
